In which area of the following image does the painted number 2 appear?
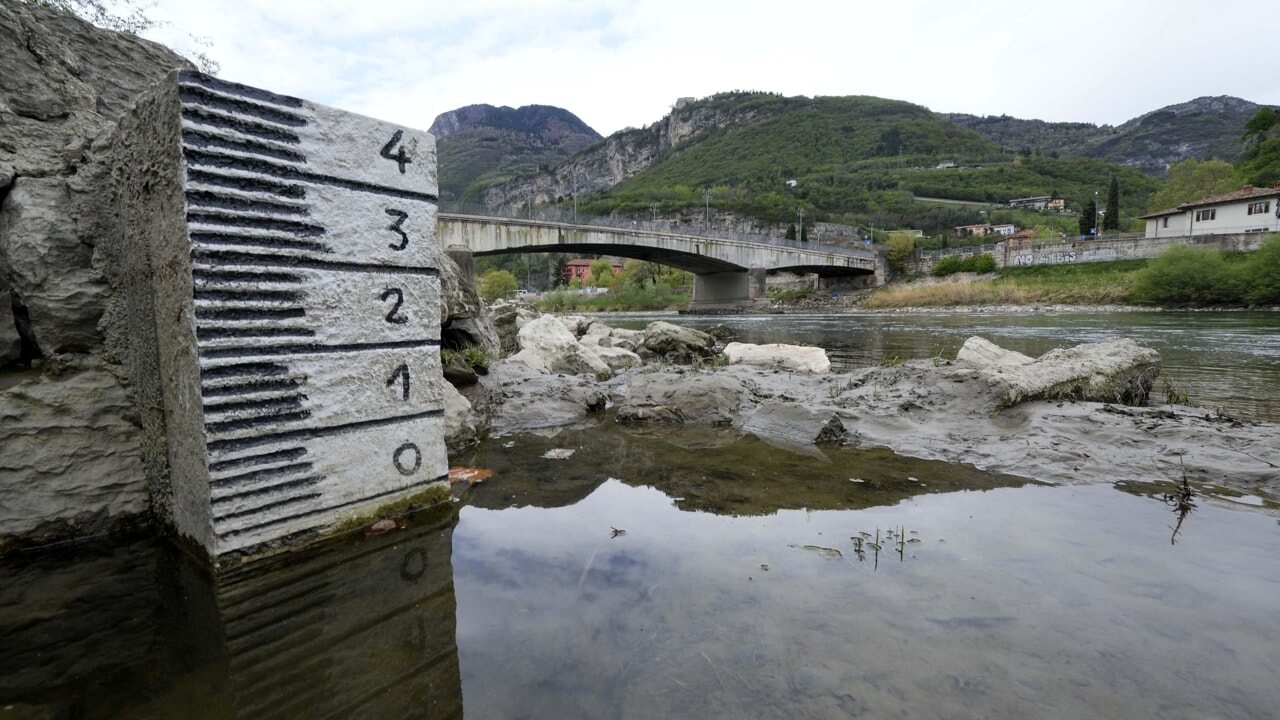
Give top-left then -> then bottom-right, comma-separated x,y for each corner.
381,287 -> 408,324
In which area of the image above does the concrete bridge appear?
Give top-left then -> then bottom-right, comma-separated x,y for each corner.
438,212 -> 881,310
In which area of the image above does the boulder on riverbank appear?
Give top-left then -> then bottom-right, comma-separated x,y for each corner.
724,342 -> 831,374
956,336 -> 1160,408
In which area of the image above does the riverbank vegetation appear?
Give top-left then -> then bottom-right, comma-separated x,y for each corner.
534,283 -> 690,312
862,235 -> 1280,309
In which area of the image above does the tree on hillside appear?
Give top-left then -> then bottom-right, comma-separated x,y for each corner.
1078,197 -> 1097,237
886,234 -> 915,276
1146,158 -> 1240,212
800,223 -> 808,242
1238,108 -> 1280,188
785,224 -> 797,240
1103,175 -> 1120,231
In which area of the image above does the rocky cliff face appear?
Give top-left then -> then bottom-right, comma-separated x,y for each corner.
482,97 -> 772,211
0,1 -> 194,551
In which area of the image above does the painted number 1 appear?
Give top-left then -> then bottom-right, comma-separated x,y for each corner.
386,363 -> 410,400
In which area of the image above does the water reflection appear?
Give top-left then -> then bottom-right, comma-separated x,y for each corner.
452,429 -> 1280,719
0,504 -> 462,719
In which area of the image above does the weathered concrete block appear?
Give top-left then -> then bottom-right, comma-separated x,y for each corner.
99,71 -> 448,563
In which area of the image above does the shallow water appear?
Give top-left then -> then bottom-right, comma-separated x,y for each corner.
5,421 -> 1278,719
603,310 -> 1280,423
4,311 -> 1279,717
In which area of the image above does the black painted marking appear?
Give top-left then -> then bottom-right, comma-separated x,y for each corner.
204,394 -> 305,417
206,408 -> 444,455
193,268 -> 305,285
385,208 -> 409,250
201,361 -> 291,380
190,231 -> 331,254
213,478 -> 326,512
208,446 -> 308,473
380,287 -> 408,324
182,129 -> 307,164
193,288 -> 305,303
195,307 -> 306,322
190,249 -> 440,277
206,409 -> 312,434
379,129 -> 412,173
183,148 -> 438,203
213,492 -> 323,523
387,363 -> 410,400
200,338 -> 439,360
393,442 -> 422,476
178,86 -> 308,128
215,473 -> 449,540
179,70 -> 305,108
181,107 -> 301,144
210,461 -> 316,490
186,169 -> 306,199
187,211 -> 326,237
186,190 -> 308,216
197,326 -> 316,341
202,378 -> 301,398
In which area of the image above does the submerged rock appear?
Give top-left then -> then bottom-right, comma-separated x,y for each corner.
743,402 -> 847,445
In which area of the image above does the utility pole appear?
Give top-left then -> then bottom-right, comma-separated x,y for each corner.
650,202 -> 658,224
797,208 -> 805,241
703,189 -> 712,228
1094,185 -> 1100,240
572,171 -> 579,220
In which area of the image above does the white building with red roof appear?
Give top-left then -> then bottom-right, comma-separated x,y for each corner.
1141,183 -> 1280,238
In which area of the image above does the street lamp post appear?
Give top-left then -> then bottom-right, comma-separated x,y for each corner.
1094,186 -> 1100,240
797,208 -> 805,241
703,189 -> 712,228
650,202 -> 658,224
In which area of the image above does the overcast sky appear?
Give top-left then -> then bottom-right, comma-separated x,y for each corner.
142,0 -> 1277,138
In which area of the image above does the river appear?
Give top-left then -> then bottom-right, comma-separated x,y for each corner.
2,311 -> 1278,719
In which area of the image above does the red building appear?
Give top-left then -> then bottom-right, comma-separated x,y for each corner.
564,258 -> 622,283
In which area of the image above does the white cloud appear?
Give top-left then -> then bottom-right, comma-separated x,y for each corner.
143,0 -> 1278,137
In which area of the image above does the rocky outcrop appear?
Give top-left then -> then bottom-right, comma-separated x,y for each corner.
742,402 -> 847,446
616,371 -> 747,426
0,357 -> 146,552
488,298 -> 543,356
467,360 -> 609,432
438,253 -> 500,357
441,381 -> 477,450
955,336 -> 1160,407
640,321 -> 717,364
724,342 -> 831,374
508,314 -> 613,379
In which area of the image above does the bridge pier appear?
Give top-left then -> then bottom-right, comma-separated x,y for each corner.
688,270 -> 766,312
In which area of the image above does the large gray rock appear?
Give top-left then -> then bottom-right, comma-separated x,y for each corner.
743,401 -> 847,445
442,380 -> 477,451
509,314 -> 613,379
488,298 -> 542,356
641,321 -> 716,363
616,371 -> 748,425
0,1 -> 192,178
724,342 -> 831,374
0,358 -> 146,552
0,268 -> 20,365
0,176 -> 108,354
438,253 -> 500,358
956,336 -> 1161,408
468,360 -> 609,432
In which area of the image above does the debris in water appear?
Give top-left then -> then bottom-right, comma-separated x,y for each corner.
363,518 -> 400,537
788,544 -> 843,560
449,466 -> 493,485
542,448 -> 576,460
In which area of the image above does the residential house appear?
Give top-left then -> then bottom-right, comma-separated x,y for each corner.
954,223 -> 993,237
564,258 -> 623,283
1141,183 -> 1280,238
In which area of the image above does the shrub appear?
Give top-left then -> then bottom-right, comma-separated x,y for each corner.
478,269 -> 518,301
932,253 -> 995,277
1244,234 -> 1280,305
1130,245 -> 1246,305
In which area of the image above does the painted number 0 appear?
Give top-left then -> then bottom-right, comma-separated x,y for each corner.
393,442 -> 421,476
380,287 -> 408,324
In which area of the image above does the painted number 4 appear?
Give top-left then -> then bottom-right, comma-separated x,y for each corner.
379,129 -> 412,174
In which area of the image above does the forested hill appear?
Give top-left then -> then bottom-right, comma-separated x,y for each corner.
945,96 -> 1270,176
429,103 -> 601,202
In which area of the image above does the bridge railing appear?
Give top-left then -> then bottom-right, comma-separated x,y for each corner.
438,200 -> 874,259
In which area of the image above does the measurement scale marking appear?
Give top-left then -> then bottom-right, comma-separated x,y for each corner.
193,268 -> 305,284
181,106 -> 302,144
179,71 -> 305,109
211,462 -> 318,490
178,85 -> 308,128
214,473 -> 448,541
195,307 -> 307,322
190,249 -> 440,276
186,169 -> 307,199
208,446 -> 309,474
206,409 -> 312,435
213,493 -> 324,525
183,147 -> 438,203
182,129 -> 307,164
190,232 -> 332,254
199,339 -> 439,360
206,408 -> 443,456
186,190 -> 309,216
